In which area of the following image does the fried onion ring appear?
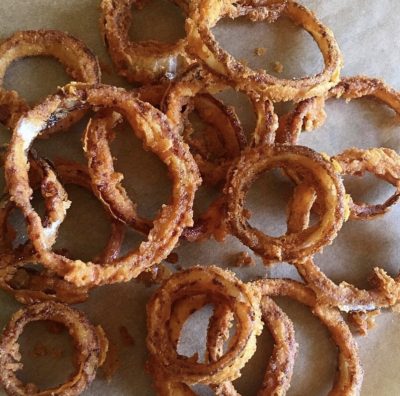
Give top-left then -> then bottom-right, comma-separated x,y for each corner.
100,0 -> 192,84
0,301 -> 108,395
146,266 -> 262,385
186,0 -> 343,101
83,80 -> 246,241
0,30 -> 101,130
225,144 -> 346,264
5,83 -> 200,287
0,160 -> 125,304
253,278 -> 363,396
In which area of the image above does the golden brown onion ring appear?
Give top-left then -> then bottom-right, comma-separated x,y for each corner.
276,76 -> 400,145
0,160 -> 125,304
83,82 -> 246,241
225,144 -> 346,264
5,83 -> 200,287
0,301 -> 108,395
146,266 -> 262,385
0,30 -> 101,130
253,278 -> 363,396
100,0 -> 192,84
186,0 -> 343,102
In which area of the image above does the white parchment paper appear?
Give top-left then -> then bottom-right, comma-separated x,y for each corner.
0,1 -> 400,395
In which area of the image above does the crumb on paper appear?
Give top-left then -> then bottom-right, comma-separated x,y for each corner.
119,326 -> 135,347
254,47 -> 266,56
102,341 -> 120,382
232,252 -> 255,268
166,252 -> 179,264
272,61 -> 284,74
348,310 -> 381,336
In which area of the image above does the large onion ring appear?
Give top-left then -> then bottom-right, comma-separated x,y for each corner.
5,83 -> 200,287
0,301 -> 108,395
146,266 -> 262,385
186,0 -> 343,101
83,82 -> 246,241
0,30 -> 101,130
100,0 -> 191,84
253,279 -> 363,396
225,144 -> 346,263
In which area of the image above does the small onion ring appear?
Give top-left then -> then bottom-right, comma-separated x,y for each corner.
100,0 -> 192,84
253,278 -> 364,396
225,144 -> 346,263
186,0 -> 343,102
5,83 -> 200,287
0,301 -> 108,396
0,30 -> 101,130
0,160 -> 125,304
146,266 -> 263,385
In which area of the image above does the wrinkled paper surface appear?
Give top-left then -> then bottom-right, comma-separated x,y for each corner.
0,0 -> 400,395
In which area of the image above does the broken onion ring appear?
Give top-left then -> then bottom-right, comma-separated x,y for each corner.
0,301 -> 108,395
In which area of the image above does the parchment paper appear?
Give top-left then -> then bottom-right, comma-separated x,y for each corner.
0,0 -> 400,395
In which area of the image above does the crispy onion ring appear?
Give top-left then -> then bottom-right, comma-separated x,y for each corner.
277,76 -> 400,144
186,0 -> 343,102
162,64 -> 277,241
0,301 -> 108,395
5,83 -> 200,287
225,144 -> 346,264
82,82 -> 246,241
0,160 -> 125,304
146,266 -> 263,385
100,0 -> 192,84
0,30 -> 101,130
252,279 -> 363,395
332,148 -> 400,219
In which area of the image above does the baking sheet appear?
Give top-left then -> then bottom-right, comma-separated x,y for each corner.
0,0 -> 400,395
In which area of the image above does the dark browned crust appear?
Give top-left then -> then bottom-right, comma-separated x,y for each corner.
225,144 -> 346,263
100,0 -> 192,84
0,302 -> 108,395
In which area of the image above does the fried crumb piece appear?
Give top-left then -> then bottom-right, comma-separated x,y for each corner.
102,341 -> 120,382
254,47 -> 266,56
119,326 -> 135,347
233,252 -> 255,268
137,264 -> 172,287
272,61 -> 284,74
166,252 -> 179,264
239,58 -> 248,67
32,342 -> 48,357
348,310 -> 381,336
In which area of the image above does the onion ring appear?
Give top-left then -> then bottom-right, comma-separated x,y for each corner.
100,0 -> 192,84
0,301 -> 108,395
252,279 -> 363,395
5,83 -> 200,287
186,0 -> 343,101
0,160 -> 125,304
146,266 -> 263,385
83,80 -> 246,241
0,30 -> 101,130
225,144 -> 346,264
